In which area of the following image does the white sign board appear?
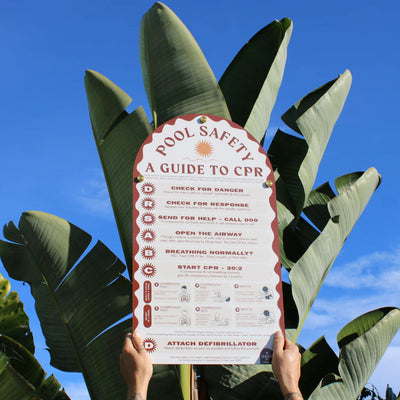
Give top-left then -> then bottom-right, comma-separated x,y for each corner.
133,114 -> 283,364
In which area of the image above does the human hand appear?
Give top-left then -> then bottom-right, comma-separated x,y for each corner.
272,331 -> 302,399
120,331 -> 153,400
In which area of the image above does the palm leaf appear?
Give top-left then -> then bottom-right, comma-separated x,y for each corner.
269,70 -> 352,221
202,363 -> 281,400
0,273 -> 34,353
0,335 -> 70,400
139,2 -> 230,127
0,211 -> 131,399
0,211 -> 183,400
299,336 -> 338,398
302,181 -> 336,231
85,70 -> 153,277
286,168 -> 381,339
219,18 -> 292,143
309,307 -> 400,400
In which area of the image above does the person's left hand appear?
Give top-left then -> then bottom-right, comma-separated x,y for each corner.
120,331 -> 153,398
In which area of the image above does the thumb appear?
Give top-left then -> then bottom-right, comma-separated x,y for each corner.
132,331 -> 144,349
133,330 -> 142,339
273,331 -> 284,353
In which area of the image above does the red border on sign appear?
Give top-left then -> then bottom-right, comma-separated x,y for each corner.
132,114 -> 285,340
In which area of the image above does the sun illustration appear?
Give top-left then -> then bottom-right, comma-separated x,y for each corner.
195,140 -> 213,157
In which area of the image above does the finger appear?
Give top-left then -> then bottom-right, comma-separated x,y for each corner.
133,330 -> 142,338
122,333 -> 134,351
132,331 -> 146,352
273,331 -> 284,353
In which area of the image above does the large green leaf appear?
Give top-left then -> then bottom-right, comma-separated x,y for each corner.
299,336 -> 338,399
0,211 -> 183,400
286,168 -> 381,339
0,211 -> 131,399
302,181 -> 336,231
0,335 -> 70,400
269,73 -> 353,280
269,70 -> 352,221
202,364 -> 281,400
139,2 -> 230,127
203,308 -> 399,400
220,18 -> 292,143
0,273 -> 34,353
279,170 -> 378,273
85,70 -> 153,276
309,308 -> 400,400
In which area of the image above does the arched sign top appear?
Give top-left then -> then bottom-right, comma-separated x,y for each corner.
134,114 -> 274,181
132,114 -> 283,365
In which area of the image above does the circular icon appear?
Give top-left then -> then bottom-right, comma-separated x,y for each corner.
195,307 -> 200,311
142,213 -> 155,225
141,246 -> 156,259
154,306 -> 159,311
141,264 -> 156,278
234,284 -> 239,289
141,229 -> 156,242
235,307 -> 240,312
141,183 -> 155,195
195,283 -> 200,288
143,338 -> 157,353
142,198 -> 155,210
154,282 -> 159,287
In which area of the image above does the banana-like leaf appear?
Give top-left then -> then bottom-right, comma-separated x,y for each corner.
0,335 -> 70,400
269,70 -> 352,221
219,18 -> 292,143
85,70 -> 153,277
269,130 -> 308,217
286,168 -> 381,339
335,171 -> 365,194
203,308 -> 399,400
0,211 -> 183,400
0,273 -> 34,353
139,2 -> 230,127
309,307 -> 400,400
302,182 -> 336,231
279,170 -> 376,273
85,70 -> 184,399
0,211 -> 132,399
268,71 -> 359,270
299,336 -> 338,399
202,364 -> 282,400
274,172 -> 297,279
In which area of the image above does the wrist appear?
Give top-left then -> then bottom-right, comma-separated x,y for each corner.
279,380 -> 301,395
283,392 -> 302,400
127,384 -> 148,400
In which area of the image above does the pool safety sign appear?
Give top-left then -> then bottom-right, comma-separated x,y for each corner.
132,114 -> 283,364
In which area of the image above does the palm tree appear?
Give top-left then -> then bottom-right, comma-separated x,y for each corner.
0,3 -> 398,399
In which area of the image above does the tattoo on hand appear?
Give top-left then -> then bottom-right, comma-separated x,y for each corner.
130,394 -> 144,400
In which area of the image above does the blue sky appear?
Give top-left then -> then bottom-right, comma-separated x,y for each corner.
1,0 -> 399,398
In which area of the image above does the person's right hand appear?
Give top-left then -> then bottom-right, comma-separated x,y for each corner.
272,331 -> 302,399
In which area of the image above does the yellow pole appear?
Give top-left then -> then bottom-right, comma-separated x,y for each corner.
179,364 -> 192,400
